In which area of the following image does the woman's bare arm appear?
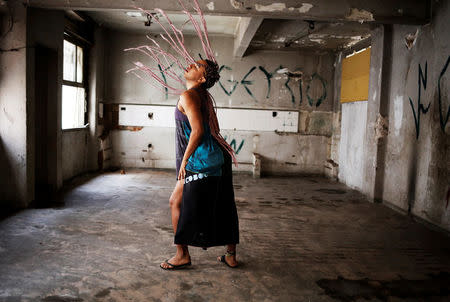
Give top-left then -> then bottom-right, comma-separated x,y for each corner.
178,89 -> 204,179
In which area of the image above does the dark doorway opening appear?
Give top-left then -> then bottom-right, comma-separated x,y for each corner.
34,45 -> 58,206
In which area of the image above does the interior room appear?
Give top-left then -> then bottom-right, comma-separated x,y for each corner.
0,0 -> 449,300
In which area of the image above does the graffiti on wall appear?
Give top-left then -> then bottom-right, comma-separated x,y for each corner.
438,56 -> 450,133
219,65 -> 327,107
408,62 -> 430,139
158,64 -> 328,107
224,135 -> 245,154
408,55 -> 449,138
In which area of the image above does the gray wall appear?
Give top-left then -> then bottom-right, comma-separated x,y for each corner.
0,2 -> 28,208
103,31 -> 336,175
27,7 -> 65,192
28,8 -> 102,183
1,6 -> 103,210
337,1 -> 450,231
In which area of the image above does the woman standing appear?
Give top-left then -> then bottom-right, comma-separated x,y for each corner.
160,59 -> 239,270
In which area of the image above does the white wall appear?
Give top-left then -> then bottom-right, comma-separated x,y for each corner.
338,101 -> 368,190
103,30 -> 336,175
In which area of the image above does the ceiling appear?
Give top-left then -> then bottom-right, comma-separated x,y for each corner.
85,9 -> 372,53
85,10 -> 241,37
249,19 -> 371,52
33,0 -> 427,56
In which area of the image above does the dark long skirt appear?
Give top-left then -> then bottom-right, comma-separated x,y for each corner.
174,150 -> 239,248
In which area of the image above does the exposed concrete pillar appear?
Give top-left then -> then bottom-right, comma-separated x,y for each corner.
252,153 -> 261,178
363,25 -> 392,202
233,17 -> 263,58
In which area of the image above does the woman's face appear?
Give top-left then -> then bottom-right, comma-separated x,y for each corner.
184,60 -> 207,83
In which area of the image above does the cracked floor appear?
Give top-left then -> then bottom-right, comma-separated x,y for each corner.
0,169 -> 449,301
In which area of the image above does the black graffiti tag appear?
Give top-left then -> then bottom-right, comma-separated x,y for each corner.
438,56 -> 450,132
408,62 -> 430,139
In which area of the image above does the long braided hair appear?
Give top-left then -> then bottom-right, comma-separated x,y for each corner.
199,59 -> 238,167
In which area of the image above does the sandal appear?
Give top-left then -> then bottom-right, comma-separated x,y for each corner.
160,259 -> 192,270
218,250 -> 238,268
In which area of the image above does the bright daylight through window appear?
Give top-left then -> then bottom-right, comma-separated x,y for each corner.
62,39 -> 86,129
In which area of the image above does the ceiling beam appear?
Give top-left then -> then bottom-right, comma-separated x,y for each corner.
233,17 -> 263,58
27,0 -> 430,25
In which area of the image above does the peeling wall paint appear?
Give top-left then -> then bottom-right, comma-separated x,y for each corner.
374,114 -> 388,140
346,8 -> 374,23
288,3 -> 313,13
255,3 -> 286,12
404,29 -> 419,50
206,1 -> 215,11
230,0 -> 244,9
309,38 -> 326,44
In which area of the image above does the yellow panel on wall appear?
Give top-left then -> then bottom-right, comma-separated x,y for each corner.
340,47 -> 371,103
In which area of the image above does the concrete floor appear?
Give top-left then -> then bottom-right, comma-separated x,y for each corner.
0,169 -> 449,302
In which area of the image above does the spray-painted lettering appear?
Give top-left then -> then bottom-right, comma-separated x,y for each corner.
224,135 -> 245,154
438,56 -> 450,133
306,73 -> 327,107
219,65 -> 326,106
408,62 -> 430,139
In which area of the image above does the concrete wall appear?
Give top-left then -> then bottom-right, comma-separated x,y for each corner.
0,2 -> 28,208
103,31 -> 336,175
27,7 -> 65,191
381,1 -> 450,231
62,129 -> 89,180
1,5 -> 104,210
337,1 -> 450,231
27,8 -> 102,183
62,26 -> 106,182
87,27 -> 106,172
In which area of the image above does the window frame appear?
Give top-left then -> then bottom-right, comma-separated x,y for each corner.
62,33 -> 89,129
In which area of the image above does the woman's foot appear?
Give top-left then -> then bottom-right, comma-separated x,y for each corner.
217,250 -> 238,268
160,254 -> 191,270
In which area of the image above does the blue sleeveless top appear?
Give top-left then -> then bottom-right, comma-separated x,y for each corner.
174,88 -> 223,177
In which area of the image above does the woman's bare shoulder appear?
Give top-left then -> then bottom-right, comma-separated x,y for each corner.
180,89 -> 201,108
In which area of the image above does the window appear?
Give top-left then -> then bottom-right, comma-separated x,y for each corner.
62,38 -> 87,129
